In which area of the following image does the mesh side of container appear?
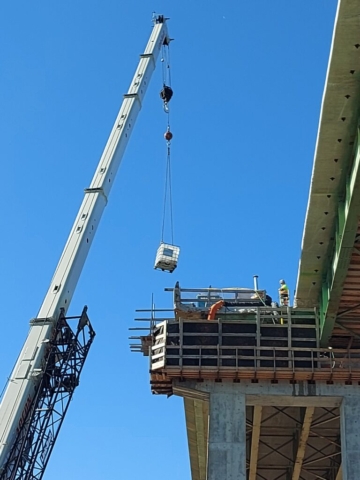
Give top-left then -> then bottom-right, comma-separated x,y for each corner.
154,243 -> 180,271
155,244 -> 180,260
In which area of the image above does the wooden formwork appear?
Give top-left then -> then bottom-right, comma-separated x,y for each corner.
147,310 -> 360,394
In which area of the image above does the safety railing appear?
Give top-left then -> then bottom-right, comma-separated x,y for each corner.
147,313 -> 360,384
151,343 -> 360,382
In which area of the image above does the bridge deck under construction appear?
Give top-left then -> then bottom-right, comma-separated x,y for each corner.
130,285 -> 357,480
148,311 -> 360,396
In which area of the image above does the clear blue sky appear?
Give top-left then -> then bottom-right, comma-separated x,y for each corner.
0,1 -> 338,478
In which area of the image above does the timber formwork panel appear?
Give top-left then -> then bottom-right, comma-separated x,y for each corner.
147,309 -> 360,394
184,398 -> 209,480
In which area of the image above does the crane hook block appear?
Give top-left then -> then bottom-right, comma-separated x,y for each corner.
160,85 -> 173,104
164,129 -> 173,141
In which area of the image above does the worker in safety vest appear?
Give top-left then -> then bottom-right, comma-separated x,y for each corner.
279,279 -> 289,306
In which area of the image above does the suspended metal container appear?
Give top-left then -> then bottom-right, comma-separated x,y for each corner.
154,242 -> 180,273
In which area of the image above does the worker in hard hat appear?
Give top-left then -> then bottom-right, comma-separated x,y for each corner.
278,280 -> 289,306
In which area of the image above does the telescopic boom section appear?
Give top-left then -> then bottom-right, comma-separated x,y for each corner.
0,15 -> 169,475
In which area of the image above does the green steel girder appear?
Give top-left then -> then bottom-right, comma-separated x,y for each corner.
320,129 -> 360,346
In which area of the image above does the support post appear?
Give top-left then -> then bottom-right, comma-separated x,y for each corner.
249,405 -> 262,480
340,396 -> 360,480
336,465 -> 342,480
207,386 -> 246,480
292,406 -> 315,480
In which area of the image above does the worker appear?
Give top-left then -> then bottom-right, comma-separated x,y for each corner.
278,279 -> 289,306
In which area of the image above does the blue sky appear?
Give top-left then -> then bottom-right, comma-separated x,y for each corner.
0,1 -> 338,478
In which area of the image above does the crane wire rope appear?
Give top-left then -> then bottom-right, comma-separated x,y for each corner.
161,143 -> 174,243
160,41 -> 175,244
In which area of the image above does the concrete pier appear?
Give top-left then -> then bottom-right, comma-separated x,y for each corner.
173,380 -> 360,480
207,389 -> 246,480
340,395 -> 360,480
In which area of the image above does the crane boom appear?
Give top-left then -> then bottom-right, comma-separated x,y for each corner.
0,15 -> 169,479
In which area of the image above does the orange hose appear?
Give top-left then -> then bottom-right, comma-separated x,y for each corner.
207,300 -> 225,320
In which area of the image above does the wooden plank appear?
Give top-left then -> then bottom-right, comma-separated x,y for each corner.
184,398 -> 209,480
157,368 -> 360,382
335,464 -> 342,480
292,407 -> 315,480
247,396 -> 341,407
249,406 -> 262,480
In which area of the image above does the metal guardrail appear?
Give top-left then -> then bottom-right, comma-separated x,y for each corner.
148,315 -> 360,384
150,344 -> 360,386
153,345 -> 360,368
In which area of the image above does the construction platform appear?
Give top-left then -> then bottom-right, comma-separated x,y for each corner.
131,285 -> 360,395
131,285 -> 359,480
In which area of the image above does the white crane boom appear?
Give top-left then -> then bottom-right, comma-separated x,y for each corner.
0,15 -> 169,476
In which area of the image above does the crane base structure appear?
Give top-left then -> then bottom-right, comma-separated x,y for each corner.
0,308 -> 95,480
131,285 -> 360,480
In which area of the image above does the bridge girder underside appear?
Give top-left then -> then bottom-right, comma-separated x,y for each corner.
295,0 -> 360,346
319,142 -> 360,346
330,226 -> 360,349
184,398 -> 342,480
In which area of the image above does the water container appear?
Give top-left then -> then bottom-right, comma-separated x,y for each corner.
154,242 -> 180,273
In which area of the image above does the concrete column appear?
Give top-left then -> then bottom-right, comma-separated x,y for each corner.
340,396 -> 360,480
207,387 -> 246,480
